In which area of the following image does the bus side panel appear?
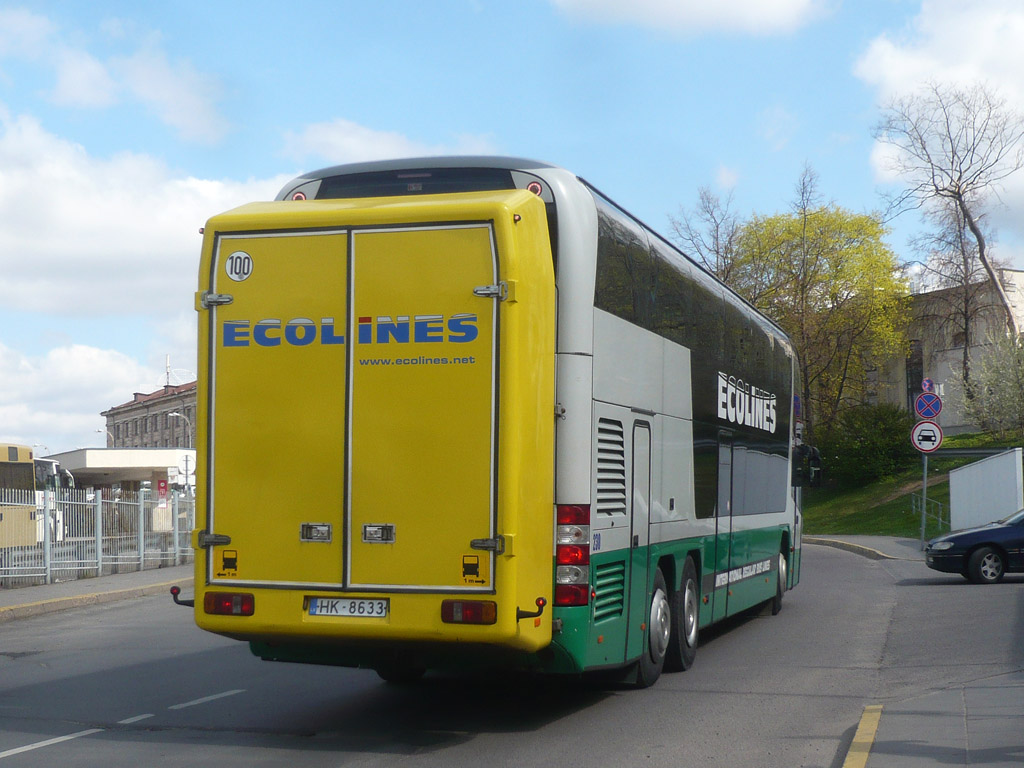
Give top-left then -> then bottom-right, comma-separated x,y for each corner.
492,198 -> 557,652
724,521 -> 786,615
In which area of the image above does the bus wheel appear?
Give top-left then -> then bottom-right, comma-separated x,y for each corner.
771,552 -> 787,616
634,568 -> 670,688
666,556 -> 698,671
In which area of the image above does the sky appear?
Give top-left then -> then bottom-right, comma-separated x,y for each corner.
3,0 -> 1024,454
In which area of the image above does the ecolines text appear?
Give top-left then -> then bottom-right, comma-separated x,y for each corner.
223,314 -> 479,348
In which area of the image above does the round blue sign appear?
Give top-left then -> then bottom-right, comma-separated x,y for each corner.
915,392 -> 942,419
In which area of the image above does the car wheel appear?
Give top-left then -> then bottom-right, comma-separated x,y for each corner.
633,568 -> 670,688
666,556 -> 698,671
967,546 -> 1005,584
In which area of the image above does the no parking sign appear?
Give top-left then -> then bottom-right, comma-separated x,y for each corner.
915,392 -> 942,420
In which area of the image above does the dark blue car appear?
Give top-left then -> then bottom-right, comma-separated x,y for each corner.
925,508 -> 1024,583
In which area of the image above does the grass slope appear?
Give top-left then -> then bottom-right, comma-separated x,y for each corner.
802,432 -> 1021,539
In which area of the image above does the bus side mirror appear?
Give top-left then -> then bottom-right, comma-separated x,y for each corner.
793,446 -> 823,488
806,447 -> 822,488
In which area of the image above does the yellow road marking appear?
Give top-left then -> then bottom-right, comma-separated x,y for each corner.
843,704 -> 883,768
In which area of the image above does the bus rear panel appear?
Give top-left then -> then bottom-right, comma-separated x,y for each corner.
194,190 -> 557,673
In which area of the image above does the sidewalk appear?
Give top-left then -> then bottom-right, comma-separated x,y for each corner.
805,536 -> 1024,768
803,534 -> 925,561
0,563 -> 194,623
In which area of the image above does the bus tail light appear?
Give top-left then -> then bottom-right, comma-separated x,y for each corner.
555,505 -> 590,607
204,592 -> 255,616
441,600 -> 497,625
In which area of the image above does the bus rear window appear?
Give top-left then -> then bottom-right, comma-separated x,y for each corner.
315,168 -> 516,199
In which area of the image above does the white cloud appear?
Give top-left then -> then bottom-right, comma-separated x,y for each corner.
0,8 -> 54,57
0,110 -> 287,451
282,118 -> 497,165
112,47 -> 228,144
0,10 -> 227,143
50,47 -> 118,108
716,165 -> 739,189
0,111 -> 289,316
551,0 -> 827,35
855,0 -> 1024,104
0,341 -> 158,452
856,0 -> 1024,268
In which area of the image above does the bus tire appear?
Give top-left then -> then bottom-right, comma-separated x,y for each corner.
771,552 -> 787,616
633,568 -> 670,688
666,556 -> 698,671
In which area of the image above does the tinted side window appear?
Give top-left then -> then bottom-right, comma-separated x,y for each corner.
692,423 -> 718,520
594,197 -> 654,327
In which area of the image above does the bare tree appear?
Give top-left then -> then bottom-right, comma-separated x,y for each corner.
910,200 -> 1005,395
875,81 -> 1024,336
669,187 -> 740,282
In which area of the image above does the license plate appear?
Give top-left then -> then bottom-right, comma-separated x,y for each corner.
308,597 -> 389,617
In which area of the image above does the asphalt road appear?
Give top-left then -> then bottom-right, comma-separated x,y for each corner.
1,545 -> 1021,768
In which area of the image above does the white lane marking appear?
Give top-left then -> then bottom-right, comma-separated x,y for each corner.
117,714 -> 154,724
0,729 -> 103,760
167,689 -> 245,710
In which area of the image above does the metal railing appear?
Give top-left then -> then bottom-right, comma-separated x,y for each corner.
912,492 -> 949,549
0,486 -> 193,588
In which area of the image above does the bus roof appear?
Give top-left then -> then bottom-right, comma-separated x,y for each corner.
275,156 -> 793,351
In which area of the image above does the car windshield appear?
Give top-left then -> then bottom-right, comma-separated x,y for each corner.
997,508 -> 1024,525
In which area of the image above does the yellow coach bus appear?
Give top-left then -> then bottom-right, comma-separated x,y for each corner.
0,444 -> 38,548
188,158 -> 815,687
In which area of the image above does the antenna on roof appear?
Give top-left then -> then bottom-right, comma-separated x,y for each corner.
159,355 -> 196,388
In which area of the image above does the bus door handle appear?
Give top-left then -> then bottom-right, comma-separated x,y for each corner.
632,534 -> 639,548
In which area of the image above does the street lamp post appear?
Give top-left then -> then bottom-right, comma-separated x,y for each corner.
168,411 -> 194,497
168,411 -> 192,449
95,429 -> 115,447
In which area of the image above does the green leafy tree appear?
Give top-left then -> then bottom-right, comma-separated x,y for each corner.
729,169 -> 908,440
817,404 -> 917,486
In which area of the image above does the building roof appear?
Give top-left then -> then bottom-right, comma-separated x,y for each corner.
102,381 -> 196,415
45,447 -> 196,486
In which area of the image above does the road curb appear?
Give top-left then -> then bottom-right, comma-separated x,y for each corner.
0,577 -> 194,624
804,537 -> 901,561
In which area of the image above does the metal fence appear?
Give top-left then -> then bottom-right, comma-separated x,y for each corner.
0,486 -> 193,588
912,492 -> 949,549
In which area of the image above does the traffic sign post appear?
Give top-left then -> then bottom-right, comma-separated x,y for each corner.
911,386 -> 943,548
